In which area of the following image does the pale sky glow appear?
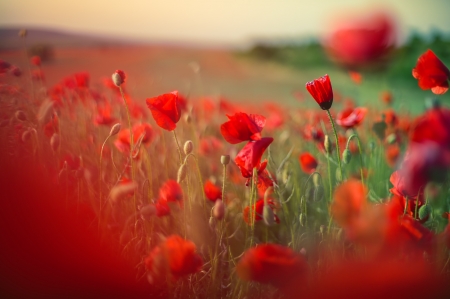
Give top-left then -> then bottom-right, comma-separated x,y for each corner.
1,0 -> 450,46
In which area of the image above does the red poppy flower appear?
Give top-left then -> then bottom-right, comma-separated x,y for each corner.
236,243 -> 307,288
30,55 -> 41,67
331,179 -> 367,229
74,72 -> 89,88
243,198 -> 279,225
199,136 -> 223,155
235,137 -> 273,178
159,180 -> 183,203
380,91 -> 393,105
324,12 -> 396,69
146,91 -> 181,131
336,107 -> 368,129
94,104 -> 115,126
348,71 -> 362,84
412,49 -> 450,95
299,152 -> 318,174
410,107 -> 450,150
114,123 -> 154,154
154,198 -> 171,217
305,74 -> 333,110
204,180 -> 222,202
145,235 -> 202,281
220,112 -> 266,144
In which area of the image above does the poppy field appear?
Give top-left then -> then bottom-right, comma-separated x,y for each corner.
1,27 -> 450,299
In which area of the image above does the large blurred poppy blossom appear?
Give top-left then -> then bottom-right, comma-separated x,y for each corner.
324,11 -> 396,69
220,112 -> 266,144
305,74 -> 333,110
412,49 -> 450,95
236,243 -> 307,288
145,235 -> 203,282
146,91 -> 182,131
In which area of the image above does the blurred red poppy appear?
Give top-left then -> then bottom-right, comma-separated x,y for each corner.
331,179 -> 367,230
114,123 -> 153,154
324,12 -> 396,69
145,235 -> 202,282
410,107 -> 450,150
305,74 -> 333,110
30,55 -> 41,67
236,243 -> 307,288
243,198 -> 279,225
412,49 -> 450,95
336,107 -> 367,129
204,180 -> 222,202
220,112 -> 266,144
299,152 -> 318,174
158,180 -> 183,204
146,91 -> 182,131
235,137 -> 273,178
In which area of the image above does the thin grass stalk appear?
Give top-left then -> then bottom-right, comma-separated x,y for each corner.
326,109 -> 343,181
346,134 -> 365,185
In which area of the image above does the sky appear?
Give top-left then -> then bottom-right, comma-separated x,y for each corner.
1,0 -> 450,47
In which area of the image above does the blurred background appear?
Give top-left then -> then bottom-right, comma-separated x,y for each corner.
1,0 -> 450,112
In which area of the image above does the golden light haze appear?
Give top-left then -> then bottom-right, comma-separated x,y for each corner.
1,0 -> 449,46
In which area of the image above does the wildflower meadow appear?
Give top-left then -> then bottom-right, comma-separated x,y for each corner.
1,15 -> 450,299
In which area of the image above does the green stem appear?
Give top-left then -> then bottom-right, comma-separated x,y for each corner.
346,134 -> 365,185
118,86 -> 136,220
326,110 -> 343,181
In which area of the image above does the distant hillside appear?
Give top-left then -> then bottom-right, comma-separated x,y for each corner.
0,27 -> 138,50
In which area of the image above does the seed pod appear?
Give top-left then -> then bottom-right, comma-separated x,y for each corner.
300,248 -> 307,256
177,163 -> 187,183
213,199 -> 225,220
263,204 -> 275,226
342,148 -> 352,164
220,155 -> 230,165
50,133 -> 60,152
111,70 -> 126,87
15,110 -> 27,122
419,204 -> 432,221
109,123 -> 121,136
313,185 -> 325,202
183,140 -> 193,155
324,135 -> 332,154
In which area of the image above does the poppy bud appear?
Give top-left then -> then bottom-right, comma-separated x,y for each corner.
184,140 -> 193,155
335,168 -> 342,182
109,123 -> 121,136
386,133 -> 397,144
342,148 -> 352,164
419,204 -> 432,221
209,216 -> 216,231
19,29 -> 27,38
312,173 -> 321,187
221,155 -> 230,165
263,204 -> 275,226
140,204 -> 157,221
300,248 -> 307,256
324,135 -> 332,154
50,133 -> 60,152
313,185 -> 325,202
111,70 -> 126,87
15,110 -> 27,122
213,199 -> 225,220
177,163 -> 187,183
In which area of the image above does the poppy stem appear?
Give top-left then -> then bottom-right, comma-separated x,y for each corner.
99,134 -> 111,226
172,130 -> 183,164
118,86 -> 136,221
346,134 -> 364,185
326,109 -> 343,182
